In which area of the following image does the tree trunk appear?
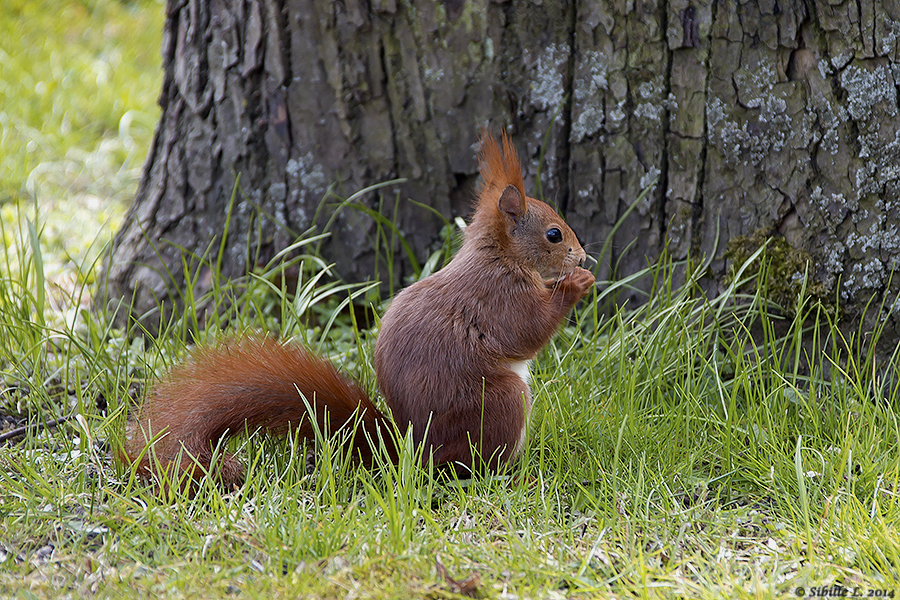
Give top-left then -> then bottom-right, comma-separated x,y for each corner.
105,0 -> 900,345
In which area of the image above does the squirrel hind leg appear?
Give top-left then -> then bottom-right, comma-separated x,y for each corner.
430,370 -> 530,473
178,448 -> 245,491
137,448 -> 245,497
123,424 -> 246,495
123,404 -> 249,494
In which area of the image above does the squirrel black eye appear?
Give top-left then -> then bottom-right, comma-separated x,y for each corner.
546,228 -> 563,243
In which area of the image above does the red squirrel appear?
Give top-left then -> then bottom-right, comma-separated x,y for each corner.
121,132 -> 595,488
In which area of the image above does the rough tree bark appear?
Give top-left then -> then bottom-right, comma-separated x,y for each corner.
105,0 -> 900,346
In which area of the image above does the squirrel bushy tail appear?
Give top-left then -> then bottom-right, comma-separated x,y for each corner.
121,337 -> 393,488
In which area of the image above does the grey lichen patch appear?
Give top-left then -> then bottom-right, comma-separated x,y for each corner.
732,59 -> 778,109
820,241 -> 846,289
576,181 -> 598,200
810,186 -> 857,232
725,229 -> 835,317
830,52 -> 852,70
422,65 -> 445,87
810,92 -> 848,156
571,49 -> 610,142
819,198 -> 900,302
640,166 -> 661,195
666,92 -> 678,112
840,63 -> 898,122
853,129 -> 900,203
633,76 -> 665,124
836,62 -> 900,204
880,19 -> 900,55
706,92 -> 808,168
634,102 -> 663,122
636,79 -> 660,100
847,214 -> 900,255
483,37 -> 494,62
530,43 -> 567,111
818,127 -> 840,156
287,153 -> 327,200
238,188 -> 262,219
608,99 -> 628,130
842,258 -> 886,301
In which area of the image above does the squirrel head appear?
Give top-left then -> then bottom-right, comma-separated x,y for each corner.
472,131 -> 587,281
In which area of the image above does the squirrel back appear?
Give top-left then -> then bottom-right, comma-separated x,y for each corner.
122,131 -> 594,489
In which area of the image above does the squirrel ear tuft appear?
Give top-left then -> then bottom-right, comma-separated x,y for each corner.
498,184 -> 526,218
478,130 -> 526,201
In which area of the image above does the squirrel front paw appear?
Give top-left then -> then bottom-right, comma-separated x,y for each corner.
564,267 -> 595,300
550,267 -> 595,307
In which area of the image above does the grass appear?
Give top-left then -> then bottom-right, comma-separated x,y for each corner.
2,1 -> 900,598
0,0 -> 164,295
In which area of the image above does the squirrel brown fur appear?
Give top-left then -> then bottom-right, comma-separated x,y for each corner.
121,131 -> 595,488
